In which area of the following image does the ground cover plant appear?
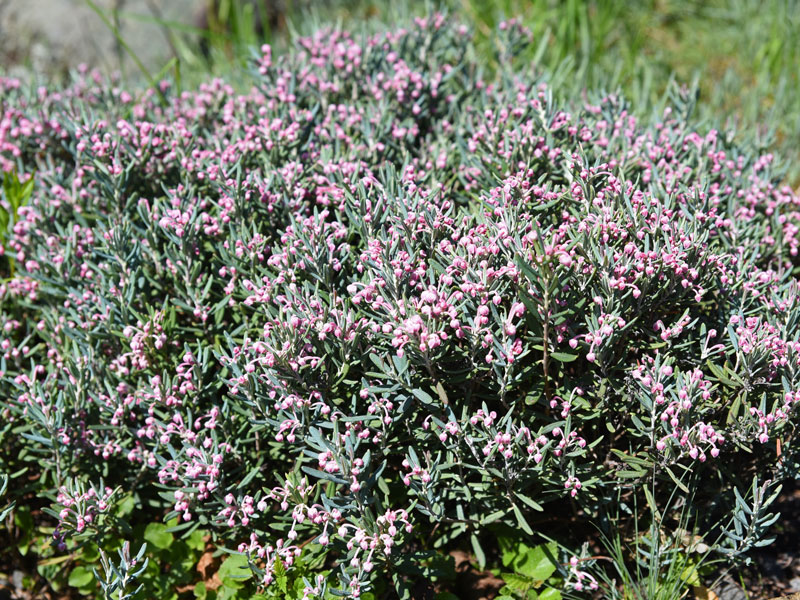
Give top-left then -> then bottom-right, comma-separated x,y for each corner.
2,12 -> 800,599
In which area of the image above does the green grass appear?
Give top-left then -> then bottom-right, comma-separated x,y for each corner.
447,0 -> 800,184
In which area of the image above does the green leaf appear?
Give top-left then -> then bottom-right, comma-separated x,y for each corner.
81,544 -> 101,563
187,529 -> 207,552
68,566 -> 95,588
502,572 -> 533,592
0,206 -> 9,234
218,553 -> 252,588
14,506 -> 33,532
512,505 -> 534,535
516,493 -> 544,512
549,352 -> 578,363
193,581 -> 207,599
217,584 -> 240,600
616,469 -> 646,479
392,571 -> 413,600
503,542 -> 558,581
664,466 -> 690,493
539,587 -> 562,600
37,554 -> 73,567
411,388 -> 435,405
144,522 -> 174,550
681,559 -> 701,587
274,557 -> 288,593
525,544 -> 558,581
471,533 -> 486,570
481,508 -> 510,524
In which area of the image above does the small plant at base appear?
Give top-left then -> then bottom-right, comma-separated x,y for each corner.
0,169 -> 34,277
93,542 -> 148,600
495,537 -> 570,600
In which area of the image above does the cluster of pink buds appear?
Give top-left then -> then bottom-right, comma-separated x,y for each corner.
549,392 -> 578,418
219,493 -> 257,528
749,400 -> 797,445
519,427 -> 549,464
654,313 -> 691,343
55,483 -> 114,534
401,457 -> 431,486
634,359 -> 727,459
0,318 -> 23,364
484,431 -> 515,459
564,475 -> 582,497
138,406 -> 232,520
731,314 -> 798,375
566,556 -> 599,592
239,535 -> 301,585
364,389 -> 395,427
551,427 -> 587,457
465,412 -> 564,467
469,408 -> 496,427
431,419 -> 459,443
579,311 -> 626,363
113,313 -> 167,374
339,509 -> 413,578
265,477 -> 343,544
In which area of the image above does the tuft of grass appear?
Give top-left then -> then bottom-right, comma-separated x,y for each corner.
449,0 -> 800,183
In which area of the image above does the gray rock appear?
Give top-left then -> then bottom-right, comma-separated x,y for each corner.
715,580 -> 747,600
0,0 -> 203,78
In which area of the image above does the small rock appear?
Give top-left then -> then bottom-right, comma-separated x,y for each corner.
714,581 -> 746,600
0,0 -> 203,78
11,571 -> 23,590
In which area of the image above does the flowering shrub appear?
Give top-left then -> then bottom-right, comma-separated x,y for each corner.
2,14 -> 800,597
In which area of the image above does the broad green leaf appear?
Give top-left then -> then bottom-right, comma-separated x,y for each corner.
524,544 -> 558,581
218,553 -> 252,588
502,572 -> 533,592
274,556 -> 288,593
68,566 -> 95,588
187,529 -> 207,552
503,542 -> 558,581
681,560 -> 701,587
144,522 -> 174,550
193,581 -> 207,599
539,587 -> 562,600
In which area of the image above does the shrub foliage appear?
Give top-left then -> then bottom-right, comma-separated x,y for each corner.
1,15 -> 799,598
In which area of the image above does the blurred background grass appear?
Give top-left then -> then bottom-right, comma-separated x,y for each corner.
3,0 -> 799,184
